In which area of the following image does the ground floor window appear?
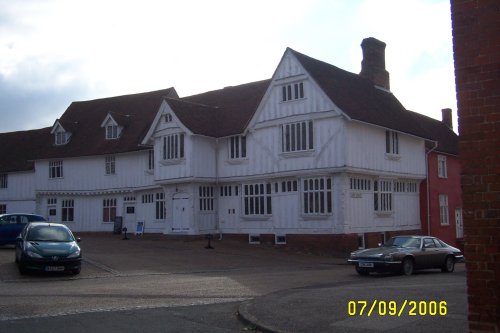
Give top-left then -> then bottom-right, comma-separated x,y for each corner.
62,199 -> 74,222
156,192 -> 165,219
103,198 -> 116,222
0,204 -> 6,214
439,194 -> 449,225
302,177 -> 332,215
243,183 -> 272,216
374,179 -> 392,213
199,186 -> 214,211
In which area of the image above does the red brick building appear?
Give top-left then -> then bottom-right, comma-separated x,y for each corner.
451,0 -> 500,331
419,108 -> 463,249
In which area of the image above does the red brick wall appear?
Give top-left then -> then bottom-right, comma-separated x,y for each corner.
451,1 -> 500,331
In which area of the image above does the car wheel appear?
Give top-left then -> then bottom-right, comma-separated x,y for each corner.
402,257 -> 414,276
355,265 -> 370,276
441,256 -> 455,273
18,264 -> 28,275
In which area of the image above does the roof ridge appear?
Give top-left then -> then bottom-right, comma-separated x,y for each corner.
72,87 -> 176,104
166,96 -> 219,110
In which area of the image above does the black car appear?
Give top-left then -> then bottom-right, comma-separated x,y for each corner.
0,213 -> 46,246
348,235 -> 464,276
15,222 -> 82,275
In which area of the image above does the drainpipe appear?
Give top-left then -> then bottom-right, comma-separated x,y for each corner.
426,141 -> 438,236
214,138 -> 222,240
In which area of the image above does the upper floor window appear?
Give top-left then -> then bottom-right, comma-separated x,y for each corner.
106,125 -> 120,140
165,113 -> 173,122
105,156 -> 116,175
229,135 -> 246,159
438,155 -> 447,178
282,82 -> 304,102
0,174 -> 7,188
49,160 -> 63,179
281,120 -> 314,153
163,133 -> 185,160
385,130 -> 399,155
148,149 -> 155,170
302,177 -> 332,215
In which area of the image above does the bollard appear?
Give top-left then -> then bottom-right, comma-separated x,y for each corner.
122,227 -> 129,240
205,234 -> 214,249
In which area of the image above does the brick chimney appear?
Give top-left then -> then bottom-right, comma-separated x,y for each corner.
360,37 -> 390,90
441,108 -> 453,129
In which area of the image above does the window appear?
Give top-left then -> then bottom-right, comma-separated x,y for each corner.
281,120 -> 314,153
62,199 -> 74,222
220,185 -> 233,197
142,193 -> 154,203
106,125 -> 119,139
438,155 -> 447,178
0,204 -> 6,214
350,178 -> 371,191
165,113 -> 173,122
374,179 -> 392,212
282,82 -> 304,101
199,186 -> 214,211
302,177 -> 332,215
385,130 -> 399,154
439,194 -> 449,225
105,156 -> 115,175
49,160 -> 63,179
148,150 -> 155,170
407,182 -> 418,193
0,174 -> 7,188
103,198 -> 116,222
162,133 -> 185,160
243,183 -> 272,216
394,181 -> 405,193
281,180 -> 298,192
229,136 -> 246,159
156,192 -> 165,219
55,131 -> 69,145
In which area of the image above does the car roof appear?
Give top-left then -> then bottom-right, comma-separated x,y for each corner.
0,213 -> 44,217
26,222 -> 67,228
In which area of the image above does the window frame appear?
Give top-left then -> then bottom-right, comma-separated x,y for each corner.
439,194 -> 449,225
281,120 -> 314,153
438,155 -> 448,178
102,198 -> 116,223
199,186 -> 215,212
374,179 -> 393,213
106,124 -> 120,140
49,160 -> 63,179
281,82 -> 305,102
61,199 -> 74,222
229,135 -> 247,159
162,133 -> 185,161
385,130 -> 399,155
155,192 -> 165,220
105,155 -> 116,175
302,177 -> 332,216
0,174 -> 7,189
243,183 -> 272,216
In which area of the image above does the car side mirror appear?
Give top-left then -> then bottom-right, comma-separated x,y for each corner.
16,237 -> 23,243
76,237 -> 81,243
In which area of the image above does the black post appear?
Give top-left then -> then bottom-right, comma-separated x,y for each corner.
205,234 -> 214,249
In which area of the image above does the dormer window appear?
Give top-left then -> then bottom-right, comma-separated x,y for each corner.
165,113 -> 173,122
106,124 -> 119,139
101,114 -> 122,140
51,121 -> 71,146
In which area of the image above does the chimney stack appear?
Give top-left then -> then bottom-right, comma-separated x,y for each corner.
360,37 -> 390,90
441,108 -> 453,129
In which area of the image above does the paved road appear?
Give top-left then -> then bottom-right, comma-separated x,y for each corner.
0,234 -> 467,332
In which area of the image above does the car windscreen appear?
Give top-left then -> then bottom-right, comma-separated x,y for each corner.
27,226 -> 74,242
27,215 -> 47,222
385,237 -> 421,248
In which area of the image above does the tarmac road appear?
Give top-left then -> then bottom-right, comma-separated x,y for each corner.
0,233 -> 467,332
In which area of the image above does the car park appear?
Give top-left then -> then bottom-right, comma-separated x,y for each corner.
15,222 -> 82,275
348,235 -> 464,276
0,213 -> 46,246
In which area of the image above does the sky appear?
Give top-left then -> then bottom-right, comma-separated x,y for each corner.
0,0 -> 457,134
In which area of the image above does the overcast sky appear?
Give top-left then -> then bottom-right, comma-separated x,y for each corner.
0,0 -> 457,134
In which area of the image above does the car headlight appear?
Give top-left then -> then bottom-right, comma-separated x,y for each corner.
67,249 -> 81,258
27,251 -> 43,258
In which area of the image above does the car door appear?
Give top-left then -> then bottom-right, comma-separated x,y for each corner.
421,238 -> 442,268
0,215 -> 22,244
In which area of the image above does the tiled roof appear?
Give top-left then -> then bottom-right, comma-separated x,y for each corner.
0,128 -> 52,172
179,79 -> 271,137
37,88 -> 177,159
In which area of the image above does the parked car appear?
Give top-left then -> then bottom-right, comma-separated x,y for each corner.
348,235 -> 464,276
15,222 -> 82,275
0,213 -> 46,246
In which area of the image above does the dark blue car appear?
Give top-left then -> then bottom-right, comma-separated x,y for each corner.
0,214 -> 46,245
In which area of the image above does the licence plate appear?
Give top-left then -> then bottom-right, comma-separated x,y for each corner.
359,262 -> 374,268
45,266 -> 65,272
